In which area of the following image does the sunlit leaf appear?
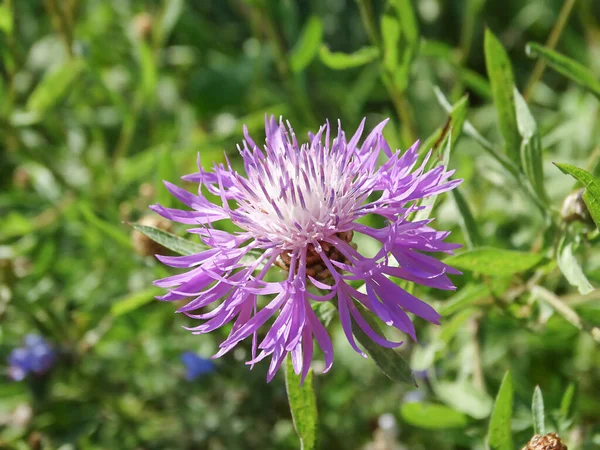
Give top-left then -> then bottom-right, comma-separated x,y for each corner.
557,232 -> 594,295
487,371 -> 513,450
514,88 -> 548,205
532,386 -> 546,435
290,16 -> 323,73
319,45 -> 379,70
526,42 -> 600,99
27,59 -> 86,114
484,29 -> 521,166
400,402 -> 469,429
285,357 -> 317,450
445,247 -> 545,276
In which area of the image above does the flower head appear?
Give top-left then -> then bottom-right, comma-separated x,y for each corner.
152,116 -> 461,381
8,334 -> 56,381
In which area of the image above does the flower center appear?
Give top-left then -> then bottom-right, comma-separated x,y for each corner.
276,231 -> 355,280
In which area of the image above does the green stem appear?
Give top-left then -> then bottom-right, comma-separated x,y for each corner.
524,0 -> 578,100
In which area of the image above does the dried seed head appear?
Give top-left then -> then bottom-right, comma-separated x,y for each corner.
522,432 -> 567,450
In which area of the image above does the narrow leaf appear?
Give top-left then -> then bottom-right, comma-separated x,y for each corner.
532,386 -> 546,435
394,0 -> 419,45
285,357 -> 318,450
514,88 -> 548,205
351,308 -> 415,385
439,283 -> 491,317
559,383 -> 577,425
400,403 -> 468,429
27,59 -> 86,113
79,204 -> 133,250
380,11 -> 401,72
451,188 -> 482,249
290,16 -> 323,73
484,29 -> 521,166
319,45 -> 379,70
130,224 -> 207,256
554,163 -> 600,229
158,0 -> 184,44
557,233 -> 594,295
487,371 -> 513,450
111,287 -> 163,317
445,247 -> 544,277
526,42 -> 600,99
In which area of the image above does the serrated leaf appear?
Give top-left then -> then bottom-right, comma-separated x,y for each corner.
555,163 -> 600,229
319,45 -> 379,70
557,232 -> 594,295
532,386 -> 546,435
514,88 -> 548,205
130,224 -> 207,255
451,188 -> 482,249
285,357 -> 317,450
290,16 -> 323,73
27,59 -> 86,113
526,42 -> 600,99
484,29 -> 521,167
351,307 -> 415,385
400,402 -> 468,429
445,247 -> 544,277
487,371 -> 513,450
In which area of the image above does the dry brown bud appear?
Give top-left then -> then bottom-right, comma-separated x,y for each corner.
132,215 -> 172,257
522,432 -> 567,450
132,13 -> 153,41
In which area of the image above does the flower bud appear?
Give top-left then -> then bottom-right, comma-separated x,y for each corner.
561,189 -> 592,225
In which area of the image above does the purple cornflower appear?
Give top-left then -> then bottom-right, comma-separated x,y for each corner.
8,334 -> 55,381
152,116 -> 461,382
181,352 -> 216,381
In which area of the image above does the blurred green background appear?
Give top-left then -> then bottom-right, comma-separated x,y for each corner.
1,0 -> 600,449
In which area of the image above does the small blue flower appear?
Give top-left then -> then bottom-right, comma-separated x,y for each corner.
8,334 -> 55,381
181,352 -> 215,381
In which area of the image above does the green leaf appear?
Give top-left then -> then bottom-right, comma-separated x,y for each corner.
435,381 -> 493,419
487,371 -> 513,450
351,307 -> 415,385
111,287 -> 163,317
0,4 -> 13,35
79,204 -> 133,250
526,42 -> 600,99
451,188 -> 482,249
559,383 -> 577,426
157,148 -> 177,208
557,232 -> 594,295
158,0 -> 184,44
445,247 -> 544,277
393,0 -> 419,45
319,45 -> 379,70
532,386 -> 546,435
448,94 -> 469,151
400,402 -> 469,429
130,223 -> 207,256
554,163 -> 600,229
313,301 -> 336,328
285,357 -> 318,450
484,29 -> 521,166
290,16 -> 323,73
514,88 -> 548,205
438,283 -> 491,317
381,10 -> 401,72
27,59 -> 86,114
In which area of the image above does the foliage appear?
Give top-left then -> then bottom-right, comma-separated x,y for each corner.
2,0 -> 600,449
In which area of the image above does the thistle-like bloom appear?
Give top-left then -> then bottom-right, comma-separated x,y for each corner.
152,116 -> 461,381
8,334 -> 56,381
